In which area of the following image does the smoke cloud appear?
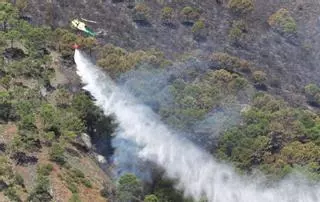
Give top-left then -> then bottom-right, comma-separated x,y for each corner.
74,50 -> 320,202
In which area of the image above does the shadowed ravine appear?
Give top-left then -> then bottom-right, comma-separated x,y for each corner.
74,50 -> 320,202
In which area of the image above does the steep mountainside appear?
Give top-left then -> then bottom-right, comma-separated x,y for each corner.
1,0 -> 320,201
22,0 -> 320,103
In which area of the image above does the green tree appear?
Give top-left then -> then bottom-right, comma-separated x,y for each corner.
28,174 -> 52,202
117,173 -> 143,202
5,28 -> 21,48
4,187 -> 21,202
76,36 -> 97,56
14,173 -> 25,187
0,2 -> 18,32
161,6 -> 175,25
268,8 -> 297,34
25,27 -> 50,54
191,20 -> 206,41
144,194 -> 159,202
0,91 -> 16,122
69,194 -> 81,202
180,6 -> 200,25
49,142 -> 65,165
0,75 -> 11,90
132,3 -> 150,24
39,104 -> 58,132
228,0 -> 254,14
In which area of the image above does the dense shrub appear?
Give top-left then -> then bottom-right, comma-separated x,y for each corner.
192,20 -> 206,41
4,187 -> 21,202
210,52 -> 251,73
97,44 -> 169,77
0,91 -> 17,122
144,194 -> 159,202
228,20 -> 247,43
252,71 -> 267,83
161,6 -> 175,26
117,173 -> 143,202
227,0 -> 254,14
69,194 -> 81,202
132,3 -> 150,25
217,93 -> 320,179
37,164 -> 53,176
161,7 -> 174,18
268,8 -> 297,34
179,6 -> 200,26
162,69 -> 248,128
49,143 -> 65,165
27,175 -> 52,202
304,84 -> 320,106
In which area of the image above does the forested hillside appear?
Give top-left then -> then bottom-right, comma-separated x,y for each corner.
1,0 -> 320,201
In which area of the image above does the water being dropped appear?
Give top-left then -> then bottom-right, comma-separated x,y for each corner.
74,50 -> 320,202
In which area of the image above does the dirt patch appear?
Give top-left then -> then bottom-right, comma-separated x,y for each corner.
50,166 -> 73,202
78,186 -> 107,202
0,123 -> 17,144
0,192 -> 10,202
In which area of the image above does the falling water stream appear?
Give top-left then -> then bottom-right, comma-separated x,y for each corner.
74,50 -> 320,202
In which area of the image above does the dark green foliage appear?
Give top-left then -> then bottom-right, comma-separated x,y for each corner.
4,187 -> 22,202
97,44 -> 168,78
6,56 -> 51,78
59,166 -> 92,193
28,163 -> 53,202
161,6 -> 174,25
117,173 -> 143,202
5,29 -> 22,48
27,175 -> 52,202
71,92 -> 116,136
37,164 -> 53,176
69,194 -> 81,202
252,71 -> 267,83
24,27 -> 50,54
71,168 -> 85,179
0,155 -> 14,179
304,84 -> 320,106
228,0 -> 254,14
39,103 -> 85,139
50,28 -> 77,57
0,2 -> 19,32
132,3 -> 150,24
0,91 -> 17,122
0,75 -> 11,90
49,143 -> 65,165
162,69 -> 247,129
144,194 -> 159,202
152,179 -> 187,202
81,178 -> 92,188
68,183 -> 79,193
210,52 -> 251,73
217,93 -> 320,179
268,8 -> 297,34
180,6 -> 200,25
14,173 -> 24,187
192,20 -> 206,41
18,114 -> 36,131
228,20 -> 247,43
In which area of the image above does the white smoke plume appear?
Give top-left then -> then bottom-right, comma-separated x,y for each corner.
74,50 -> 320,202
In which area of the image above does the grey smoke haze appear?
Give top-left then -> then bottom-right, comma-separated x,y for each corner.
117,59 -> 244,149
74,50 -> 320,202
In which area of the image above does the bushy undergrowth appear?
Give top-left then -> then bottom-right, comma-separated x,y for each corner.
217,93 -> 320,180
